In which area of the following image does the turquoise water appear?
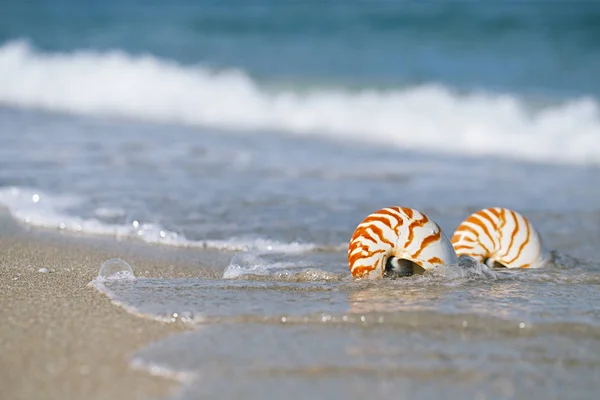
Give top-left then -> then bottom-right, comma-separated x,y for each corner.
2,1 -> 600,96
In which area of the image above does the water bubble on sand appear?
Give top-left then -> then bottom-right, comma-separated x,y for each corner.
223,251 -> 269,279
98,258 -> 136,281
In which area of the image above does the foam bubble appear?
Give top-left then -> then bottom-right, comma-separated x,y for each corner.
98,258 -> 135,281
223,251 -> 312,279
431,255 -> 498,281
223,252 -> 269,279
1,40 -> 600,165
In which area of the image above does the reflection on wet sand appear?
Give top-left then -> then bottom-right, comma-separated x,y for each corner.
346,277 -> 543,322
347,284 -> 446,314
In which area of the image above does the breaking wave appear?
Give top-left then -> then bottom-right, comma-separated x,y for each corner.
1,40 -> 600,164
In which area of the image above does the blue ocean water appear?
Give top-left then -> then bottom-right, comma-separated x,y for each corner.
2,1 -> 600,96
1,1 -> 600,164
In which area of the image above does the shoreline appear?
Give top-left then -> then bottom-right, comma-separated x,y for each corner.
0,214 -> 207,400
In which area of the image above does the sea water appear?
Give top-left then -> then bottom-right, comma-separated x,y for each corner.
2,1 -> 600,398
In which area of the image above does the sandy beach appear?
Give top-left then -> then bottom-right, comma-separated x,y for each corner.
0,216 -> 198,400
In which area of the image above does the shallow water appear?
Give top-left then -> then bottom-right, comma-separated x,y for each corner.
90,254 -> 600,327
83,251 -> 600,399
1,108 -> 600,256
132,323 -> 600,400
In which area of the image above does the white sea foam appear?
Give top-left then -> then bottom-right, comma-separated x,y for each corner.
223,251 -> 311,279
1,40 -> 600,164
0,186 -> 324,253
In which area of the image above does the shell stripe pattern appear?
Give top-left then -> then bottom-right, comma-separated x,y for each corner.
348,206 -> 457,278
451,207 -> 546,269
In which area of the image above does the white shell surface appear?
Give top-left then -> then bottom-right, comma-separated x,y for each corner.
452,207 -> 547,269
348,207 -> 458,279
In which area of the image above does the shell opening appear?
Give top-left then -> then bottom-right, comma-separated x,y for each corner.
484,258 -> 507,269
384,256 -> 426,278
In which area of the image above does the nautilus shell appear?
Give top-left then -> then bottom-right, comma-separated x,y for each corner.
452,207 -> 548,269
348,207 -> 458,279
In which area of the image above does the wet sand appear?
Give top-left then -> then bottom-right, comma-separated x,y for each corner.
0,216 -> 211,400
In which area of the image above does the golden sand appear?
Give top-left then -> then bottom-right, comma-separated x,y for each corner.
0,219 -> 201,400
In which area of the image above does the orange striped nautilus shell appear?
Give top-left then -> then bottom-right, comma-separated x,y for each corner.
451,207 -> 548,269
348,207 -> 458,279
